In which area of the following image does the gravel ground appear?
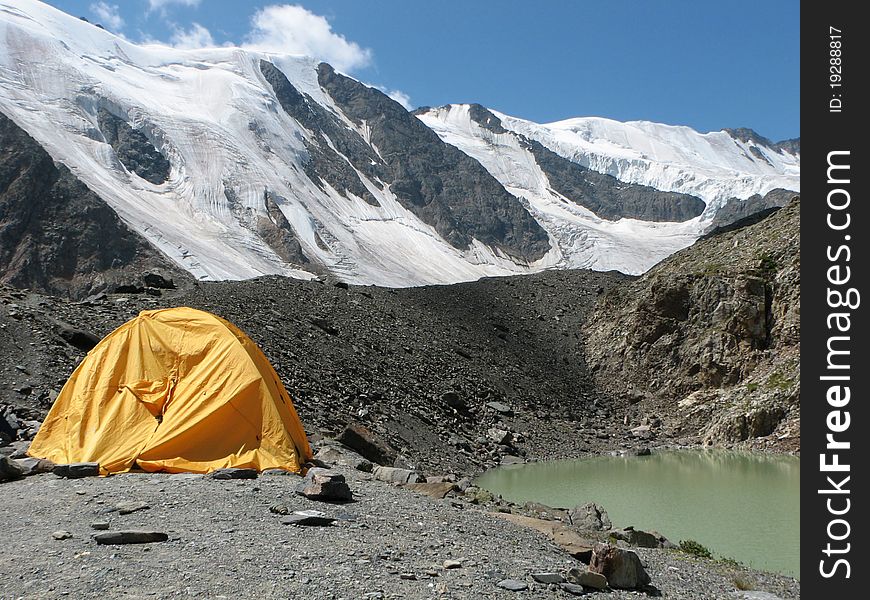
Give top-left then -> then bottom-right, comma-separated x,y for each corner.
0,463 -> 800,599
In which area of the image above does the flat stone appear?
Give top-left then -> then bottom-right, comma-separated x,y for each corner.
53,462 -> 100,478
168,472 -> 202,480
566,567 -> 608,590
496,579 -> 528,591
531,572 -> 565,584
729,593 -> 786,600
442,559 -> 463,569
52,530 -> 72,540
261,468 -> 293,476
486,402 -> 514,416
280,510 -> 336,527
115,501 -> 150,515
91,521 -> 110,530
208,468 -> 258,480
372,466 -> 425,484
499,455 -> 525,465
560,582 -> 587,596
93,530 -> 169,544
13,457 -> 55,476
402,482 -> 454,499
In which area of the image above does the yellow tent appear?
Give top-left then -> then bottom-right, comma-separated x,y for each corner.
28,307 -> 312,475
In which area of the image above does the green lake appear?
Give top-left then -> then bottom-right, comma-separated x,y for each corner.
476,450 -> 800,578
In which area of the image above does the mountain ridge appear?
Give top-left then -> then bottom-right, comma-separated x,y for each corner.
0,0 -> 799,295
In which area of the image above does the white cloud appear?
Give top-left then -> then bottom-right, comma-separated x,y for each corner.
169,23 -> 215,48
89,1 -> 124,30
386,89 -> 412,111
244,4 -> 372,73
147,0 -> 201,13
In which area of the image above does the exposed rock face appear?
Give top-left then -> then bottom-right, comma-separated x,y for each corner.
705,189 -> 798,234
568,502 -> 612,531
466,105 -> 706,223
583,199 -> 800,449
0,112 -> 186,299
96,108 -> 171,184
724,128 -> 800,156
312,64 -> 552,262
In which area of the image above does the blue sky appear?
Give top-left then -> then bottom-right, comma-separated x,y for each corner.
46,0 -> 799,141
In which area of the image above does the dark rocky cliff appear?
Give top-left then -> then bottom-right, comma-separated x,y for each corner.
0,112 -> 186,299
582,198 -> 800,450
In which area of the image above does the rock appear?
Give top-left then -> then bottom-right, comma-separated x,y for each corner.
295,468 -> 353,501
486,402 -> 513,416
168,472 -> 202,480
401,482 -> 454,499
499,455 -> 525,465
269,504 -> 290,515
372,465 -> 425,484
496,579 -> 528,591
52,530 -> 73,540
91,521 -> 110,530
208,468 -> 258,480
487,428 -> 512,445
280,510 -> 336,526
93,531 -> 169,544
6,440 -> 30,459
531,572 -> 565,584
634,447 -> 652,456
57,324 -> 100,352
522,502 -> 567,522
441,391 -> 466,411
425,475 -> 455,484
259,468 -> 291,476
729,593 -> 787,600
53,462 -> 100,478
465,487 -> 493,505
13,457 -> 55,476
560,582 -> 587,596
142,272 -> 175,289
455,477 -> 473,492
630,425 -> 653,440
442,559 -> 463,569
0,455 -> 24,482
115,501 -> 150,515
611,527 -> 671,548
568,502 -> 612,531
336,423 -> 397,466
313,446 -> 371,472
566,567 -> 608,590
589,543 -> 650,590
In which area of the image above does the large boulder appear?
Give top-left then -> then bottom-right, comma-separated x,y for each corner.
336,423 -> 397,466
589,543 -> 651,590
0,455 -> 24,482
568,502 -> 612,531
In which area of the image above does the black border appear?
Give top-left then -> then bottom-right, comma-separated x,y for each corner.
801,1 -> 867,595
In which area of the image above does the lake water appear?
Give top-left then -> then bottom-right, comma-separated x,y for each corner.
476,450 -> 800,578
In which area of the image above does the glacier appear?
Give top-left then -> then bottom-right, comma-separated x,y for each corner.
0,0 -> 799,283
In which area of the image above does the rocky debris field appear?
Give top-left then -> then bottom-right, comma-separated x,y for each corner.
0,266 -> 683,475
0,454 -> 800,599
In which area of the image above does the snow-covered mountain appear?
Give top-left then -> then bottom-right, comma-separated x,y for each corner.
0,0 -> 799,293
